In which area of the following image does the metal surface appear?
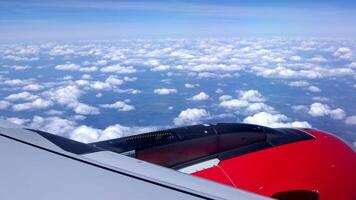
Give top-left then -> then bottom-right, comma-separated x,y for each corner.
0,125 -> 270,200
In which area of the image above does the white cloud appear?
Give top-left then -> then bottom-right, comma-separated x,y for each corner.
289,56 -> 301,61
44,85 -> 99,115
0,101 -> 11,109
5,117 -> 30,125
154,88 -> 178,95
4,55 -> 39,61
310,56 -> 327,62
24,115 -> 157,143
288,81 -> 310,87
292,105 -> 309,112
70,124 -> 158,143
22,84 -> 44,91
29,116 -> 77,137
174,108 -> 211,126
73,103 -> 100,115
238,90 -> 265,102
244,102 -> 274,115
5,91 -> 38,101
185,83 -> 198,88
151,65 -> 170,71
46,109 -> 64,116
219,90 -> 266,114
7,65 -> 32,71
12,98 -> 53,111
308,103 -> 345,119
55,63 -> 80,71
308,103 -> 332,117
333,47 -> 353,59
124,76 -> 137,82
307,86 -> 321,92
243,112 -> 311,128
105,75 -> 124,85
220,99 -> 249,110
329,108 -> 346,120
219,95 -> 232,101
49,46 -> 75,56
345,115 -> 356,125
312,96 -> 329,102
190,92 -> 209,101
90,81 -> 111,90
3,79 -> 32,86
100,64 -> 136,73
100,101 -> 135,111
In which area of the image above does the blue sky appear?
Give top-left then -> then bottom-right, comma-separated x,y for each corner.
1,0 -> 356,41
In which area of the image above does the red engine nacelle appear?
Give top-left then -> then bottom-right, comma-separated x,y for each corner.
193,129 -> 356,200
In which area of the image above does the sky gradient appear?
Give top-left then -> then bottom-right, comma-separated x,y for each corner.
1,0 -> 356,41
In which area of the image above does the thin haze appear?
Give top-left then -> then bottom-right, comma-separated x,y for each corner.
1,0 -> 356,41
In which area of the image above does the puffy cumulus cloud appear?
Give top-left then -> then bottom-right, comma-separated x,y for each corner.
238,90 -> 265,102
345,115 -> 356,125
49,45 -> 75,56
5,117 -> 30,125
100,101 -> 135,111
46,109 -> 64,116
307,86 -> 321,92
243,112 -> 311,128
22,83 -> 44,91
252,66 -> 323,79
55,63 -> 80,71
90,81 -> 111,90
5,91 -> 38,101
153,88 -> 178,95
44,85 -> 99,115
105,75 -> 124,85
292,105 -> 309,113
3,79 -> 32,86
308,103 -> 346,119
124,76 -> 137,82
3,55 -> 39,61
73,103 -> 100,115
184,83 -> 198,88
310,56 -> 327,62
21,115 -> 157,143
186,63 -> 243,72
312,96 -> 329,102
244,103 -> 274,115
151,65 -> 171,71
174,108 -> 211,126
0,100 -> 11,109
220,99 -> 249,110
6,65 -> 32,71
192,72 -> 239,79
45,85 -> 81,106
219,90 -> 266,113
333,47 -> 353,59
219,95 -> 232,101
288,81 -> 310,87
70,124 -> 158,143
190,92 -> 209,101
12,98 -> 53,111
329,108 -> 347,120
289,55 -> 302,61
100,64 -> 136,74
55,63 -> 97,72
29,116 -> 77,137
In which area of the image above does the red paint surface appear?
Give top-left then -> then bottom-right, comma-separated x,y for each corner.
193,129 -> 356,199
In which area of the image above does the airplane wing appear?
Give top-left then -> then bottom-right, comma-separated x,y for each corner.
0,121 -> 270,200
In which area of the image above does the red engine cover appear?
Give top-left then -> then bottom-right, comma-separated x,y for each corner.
193,129 -> 356,199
